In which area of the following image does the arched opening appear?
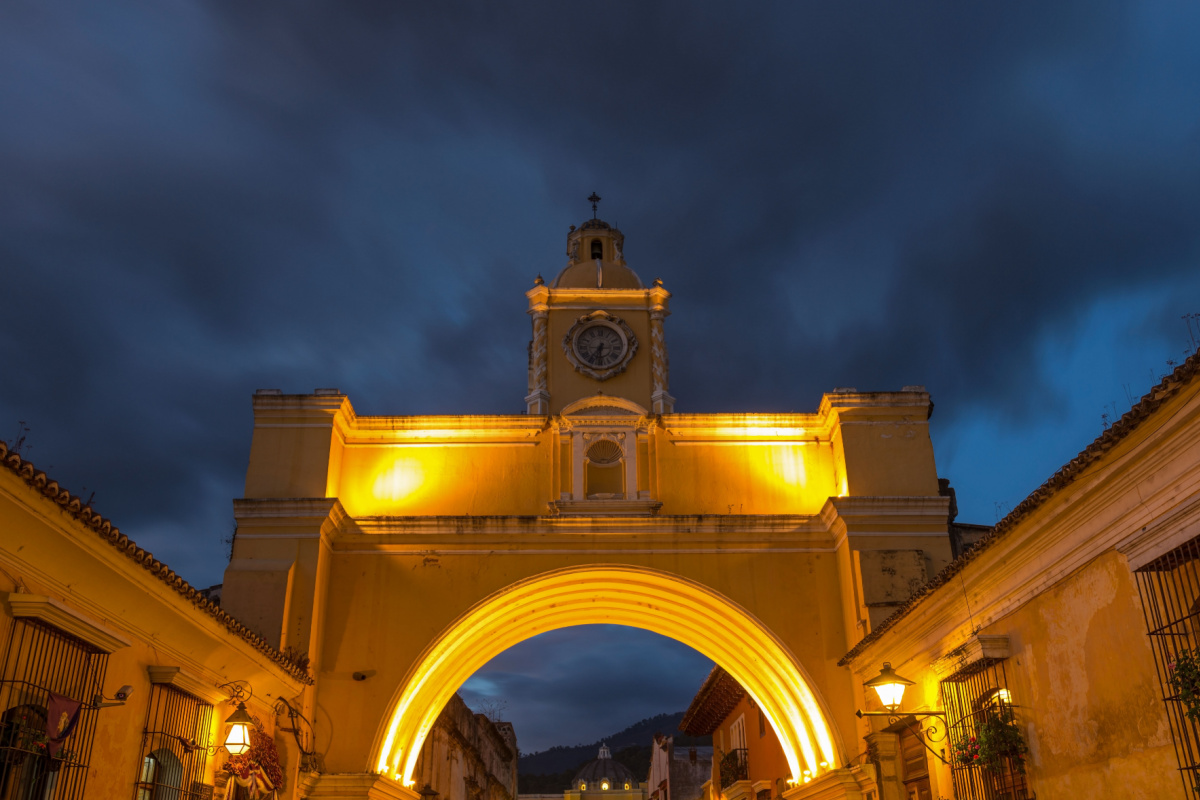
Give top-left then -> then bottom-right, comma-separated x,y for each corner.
373,565 -> 841,787
0,704 -> 57,799
136,747 -> 183,800
585,439 -> 624,498
591,240 -> 604,260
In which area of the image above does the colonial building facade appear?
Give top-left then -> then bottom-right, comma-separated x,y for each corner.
3,211 -> 1196,800
220,214 -> 952,799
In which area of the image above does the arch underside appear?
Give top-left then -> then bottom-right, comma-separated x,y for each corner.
373,565 -> 841,786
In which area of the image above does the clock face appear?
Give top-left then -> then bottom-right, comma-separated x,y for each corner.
575,324 -> 626,368
562,312 -> 638,381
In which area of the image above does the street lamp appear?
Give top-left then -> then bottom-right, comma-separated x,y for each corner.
419,783 -> 440,800
864,662 -> 914,713
856,662 -> 949,766
856,662 -> 943,721
223,701 -> 254,756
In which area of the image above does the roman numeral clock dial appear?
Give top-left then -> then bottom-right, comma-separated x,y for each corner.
577,325 -> 624,367
562,312 -> 638,381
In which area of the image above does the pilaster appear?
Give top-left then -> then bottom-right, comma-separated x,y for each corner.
526,286 -> 551,414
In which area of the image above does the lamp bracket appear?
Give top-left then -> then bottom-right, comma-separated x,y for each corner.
217,680 -> 253,703
856,709 -> 946,720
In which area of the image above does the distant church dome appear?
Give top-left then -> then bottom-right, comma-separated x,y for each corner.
572,744 -> 638,791
552,219 -> 645,290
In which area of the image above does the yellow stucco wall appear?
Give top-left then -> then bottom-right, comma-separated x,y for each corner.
0,467 -> 303,799
711,694 -> 791,795
546,309 -> 654,414
996,550 -> 1177,799
652,439 -> 834,516
221,383 -> 952,792
312,547 -> 852,776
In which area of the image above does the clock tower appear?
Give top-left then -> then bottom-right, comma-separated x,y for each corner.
525,206 -> 673,416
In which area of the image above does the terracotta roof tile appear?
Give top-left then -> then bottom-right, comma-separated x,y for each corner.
0,442 -> 313,684
679,665 -> 746,736
838,346 -> 1200,667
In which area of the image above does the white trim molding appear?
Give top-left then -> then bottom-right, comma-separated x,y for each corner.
147,665 -> 226,705
3,592 -> 130,653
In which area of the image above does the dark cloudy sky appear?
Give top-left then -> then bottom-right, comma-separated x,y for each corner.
3,1 -> 1200,754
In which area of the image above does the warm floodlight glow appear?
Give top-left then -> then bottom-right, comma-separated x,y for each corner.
601,781 -> 610,790
371,458 -> 426,503
372,565 -> 841,786
865,662 -> 915,712
223,702 -> 253,756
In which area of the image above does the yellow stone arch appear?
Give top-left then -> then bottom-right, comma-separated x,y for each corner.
372,564 -> 842,787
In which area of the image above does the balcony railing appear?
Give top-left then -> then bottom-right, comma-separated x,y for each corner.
719,748 -> 749,789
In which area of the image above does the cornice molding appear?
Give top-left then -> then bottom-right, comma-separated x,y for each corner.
299,773 -> 418,800
345,513 -> 828,536
930,635 -> 1010,679
821,496 -> 951,538
782,766 -> 873,800
1116,490 -> 1200,571
3,592 -> 130,653
147,665 -> 226,705
561,394 -> 649,416
549,499 -> 663,516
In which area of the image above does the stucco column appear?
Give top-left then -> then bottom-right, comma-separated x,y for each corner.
622,431 -> 637,499
525,308 -> 550,415
572,430 -> 585,500
649,309 -> 674,414
864,731 -> 903,800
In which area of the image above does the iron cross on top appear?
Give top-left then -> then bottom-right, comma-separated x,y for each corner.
588,192 -> 601,219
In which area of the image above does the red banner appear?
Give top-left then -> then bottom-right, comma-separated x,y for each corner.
45,693 -> 81,757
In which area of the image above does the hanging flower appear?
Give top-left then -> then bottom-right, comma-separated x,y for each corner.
1169,648 -> 1200,721
223,726 -> 285,799
954,713 -> 1027,775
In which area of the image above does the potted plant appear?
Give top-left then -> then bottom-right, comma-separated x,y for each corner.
222,725 -> 284,800
1169,648 -> 1200,720
952,710 -> 1027,775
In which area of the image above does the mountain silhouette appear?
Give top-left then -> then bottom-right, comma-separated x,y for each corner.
518,711 -> 710,783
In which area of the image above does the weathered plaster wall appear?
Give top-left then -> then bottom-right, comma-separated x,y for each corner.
991,549 -> 1176,799
412,693 -> 517,800
0,468 -> 305,799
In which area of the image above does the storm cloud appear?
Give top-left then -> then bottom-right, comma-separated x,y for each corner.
2,0 -> 1199,748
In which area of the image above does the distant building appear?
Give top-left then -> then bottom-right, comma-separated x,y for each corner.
668,743 -> 713,800
411,694 -> 517,800
680,668 -> 789,800
564,744 -> 644,800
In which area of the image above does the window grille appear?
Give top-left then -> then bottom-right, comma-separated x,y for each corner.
134,684 -> 214,800
0,618 -> 108,800
717,748 -> 748,789
940,659 -> 1031,800
1135,535 -> 1200,797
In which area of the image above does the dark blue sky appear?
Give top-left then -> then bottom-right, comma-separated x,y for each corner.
3,0 -> 1200,755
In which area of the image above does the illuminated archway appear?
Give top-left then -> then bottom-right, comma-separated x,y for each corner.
372,565 -> 842,786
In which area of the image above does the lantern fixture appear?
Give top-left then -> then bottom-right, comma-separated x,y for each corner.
419,783 -> 440,800
223,701 -> 254,756
855,662 -> 949,766
855,662 -> 945,721
212,680 -> 318,769
864,662 -> 914,712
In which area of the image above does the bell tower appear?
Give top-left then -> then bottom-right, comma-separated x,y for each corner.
526,197 -> 673,416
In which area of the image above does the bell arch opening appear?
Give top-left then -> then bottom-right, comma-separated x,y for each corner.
371,565 -> 842,787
